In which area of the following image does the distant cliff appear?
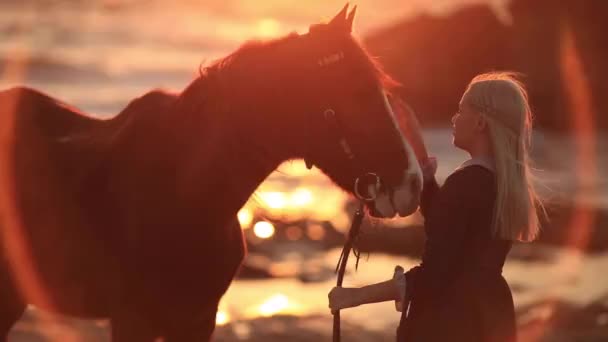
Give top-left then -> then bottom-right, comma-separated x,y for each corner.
365,0 -> 608,132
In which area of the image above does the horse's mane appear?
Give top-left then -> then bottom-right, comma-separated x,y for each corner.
173,29 -> 401,123
85,27 -> 404,160
174,33 -> 303,117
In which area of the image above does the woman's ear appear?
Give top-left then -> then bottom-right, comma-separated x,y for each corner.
476,114 -> 488,132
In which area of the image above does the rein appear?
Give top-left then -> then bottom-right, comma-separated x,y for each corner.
333,200 -> 366,342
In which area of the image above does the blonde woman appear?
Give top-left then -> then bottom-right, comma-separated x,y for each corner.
328,72 -> 544,342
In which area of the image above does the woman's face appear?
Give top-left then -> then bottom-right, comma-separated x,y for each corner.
451,100 -> 482,151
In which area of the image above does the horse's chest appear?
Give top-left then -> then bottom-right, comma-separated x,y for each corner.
124,218 -> 246,304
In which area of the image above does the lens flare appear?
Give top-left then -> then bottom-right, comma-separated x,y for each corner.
255,18 -> 281,38
559,20 -> 597,251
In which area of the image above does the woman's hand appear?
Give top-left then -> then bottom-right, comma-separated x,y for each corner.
328,286 -> 361,313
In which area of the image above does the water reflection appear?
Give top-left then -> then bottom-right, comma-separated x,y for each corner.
257,294 -> 291,317
253,221 -> 275,239
215,310 -> 230,326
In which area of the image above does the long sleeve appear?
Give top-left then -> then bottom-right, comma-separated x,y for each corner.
419,175 -> 440,218
404,166 -> 492,302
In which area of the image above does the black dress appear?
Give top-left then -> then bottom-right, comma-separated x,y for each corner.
397,165 -> 516,342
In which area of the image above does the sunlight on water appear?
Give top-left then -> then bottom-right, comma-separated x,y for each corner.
306,223 -> 326,240
253,221 -> 275,239
216,310 -> 230,326
289,188 -> 314,207
256,293 -> 302,317
238,160 -> 353,232
259,191 -> 287,209
276,160 -> 313,176
258,187 -> 314,210
285,225 -> 304,240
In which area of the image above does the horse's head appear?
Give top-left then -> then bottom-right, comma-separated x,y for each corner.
293,4 -> 424,218
175,4 -> 425,218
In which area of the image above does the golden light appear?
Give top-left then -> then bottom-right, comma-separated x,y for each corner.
290,188 -> 313,207
216,310 -> 230,326
258,293 -> 289,317
260,191 -> 287,209
306,223 -> 326,241
285,225 -> 303,240
255,18 -> 281,38
253,221 -> 275,239
237,208 -> 253,229
277,160 -> 312,176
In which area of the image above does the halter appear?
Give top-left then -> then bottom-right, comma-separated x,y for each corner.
302,52 -> 403,342
304,107 -> 382,202
303,105 -> 383,342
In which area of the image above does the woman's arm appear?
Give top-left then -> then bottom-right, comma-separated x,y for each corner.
328,277 -> 401,312
419,157 -> 439,217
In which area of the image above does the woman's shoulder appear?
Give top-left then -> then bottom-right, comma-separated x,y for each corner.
446,164 -> 495,184
441,165 -> 496,200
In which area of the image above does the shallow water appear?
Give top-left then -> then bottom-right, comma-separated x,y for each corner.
9,246 -> 608,340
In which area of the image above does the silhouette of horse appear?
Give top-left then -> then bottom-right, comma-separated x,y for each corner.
0,5 -> 425,341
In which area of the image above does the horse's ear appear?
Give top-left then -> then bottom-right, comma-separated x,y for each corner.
346,5 -> 357,33
329,3 -> 350,29
311,4 -> 355,35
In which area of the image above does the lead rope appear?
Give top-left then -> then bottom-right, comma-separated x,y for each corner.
333,201 -> 366,342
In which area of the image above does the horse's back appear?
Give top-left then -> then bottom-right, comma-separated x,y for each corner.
1,86 -> 107,137
0,86 -> 179,317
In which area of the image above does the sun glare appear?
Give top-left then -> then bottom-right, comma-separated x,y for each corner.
255,18 -> 281,38
290,188 -> 313,207
260,191 -> 287,209
258,293 -> 289,317
216,310 -> 230,326
253,221 -> 275,239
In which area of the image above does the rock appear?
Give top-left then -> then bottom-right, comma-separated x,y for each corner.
365,1 -> 608,132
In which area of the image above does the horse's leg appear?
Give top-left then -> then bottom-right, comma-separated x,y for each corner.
0,271 -> 26,342
0,305 -> 24,342
110,310 -> 160,342
162,305 -> 218,342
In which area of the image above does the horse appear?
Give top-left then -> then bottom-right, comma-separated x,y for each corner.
0,5 -> 426,341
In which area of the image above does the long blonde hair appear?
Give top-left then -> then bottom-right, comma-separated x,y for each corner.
461,72 -> 545,242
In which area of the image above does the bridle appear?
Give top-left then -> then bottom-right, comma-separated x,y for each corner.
303,51 -> 409,342
303,107 -> 383,203
303,106 -> 384,342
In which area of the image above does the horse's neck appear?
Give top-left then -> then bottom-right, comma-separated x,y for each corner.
171,106 -> 285,227
108,86 -> 292,229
